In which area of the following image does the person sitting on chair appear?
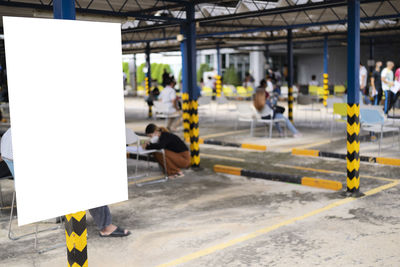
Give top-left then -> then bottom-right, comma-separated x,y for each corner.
0,128 -> 130,238
254,81 -> 301,138
143,124 -> 190,178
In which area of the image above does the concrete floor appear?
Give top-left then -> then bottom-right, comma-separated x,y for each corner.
0,97 -> 399,266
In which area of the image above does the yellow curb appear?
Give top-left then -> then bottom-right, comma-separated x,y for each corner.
214,165 -> 242,176
376,157 -> 400,166
241,143 -> 267,151
301,177 -> 342,191
292,148 -> 319,157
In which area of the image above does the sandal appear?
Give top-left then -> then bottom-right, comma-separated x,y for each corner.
99,226 -> 131,237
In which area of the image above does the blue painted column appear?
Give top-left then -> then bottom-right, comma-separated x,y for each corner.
53,1 -> 88,266
180,25 -> 190,141
287,29 -> 294,122
216,44 -> 221,76
145,42 -> 152,118
182,3 -> 200,167
323,35 -> 329,106
346,0 -> 361,195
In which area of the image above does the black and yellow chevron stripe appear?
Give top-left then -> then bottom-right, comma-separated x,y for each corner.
347,104 -> 360,192
189,99 -> 200,167
288,86 -> 293,122
182,93 -> 190,141
323,73 -> 329,107
216,75 -> 222,97
65,211 -> 88,267
145,77 -> 152,118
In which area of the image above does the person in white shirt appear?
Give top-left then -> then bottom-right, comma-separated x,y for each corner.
359,63 -> 370,104
0,128 -> 130,237
158,76 -> 182,131
308,75 -> 319,86
381,61 -> 395,114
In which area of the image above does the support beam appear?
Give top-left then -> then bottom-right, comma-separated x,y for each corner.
53,1 -> 88,266
145,42 -> 152,118
180,25 -> 190,141
216,44 -> 221,76
181,4 -> 200,167
346,0 -> 362,196
323,35 -> 329,107
287,29 -> 294,122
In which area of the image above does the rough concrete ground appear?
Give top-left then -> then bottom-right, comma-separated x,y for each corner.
0,97 -> 399,266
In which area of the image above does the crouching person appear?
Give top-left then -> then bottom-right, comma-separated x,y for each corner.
144,124 -> 190,178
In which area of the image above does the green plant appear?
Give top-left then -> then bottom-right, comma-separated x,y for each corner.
223,66 -> 240,86
122,62 -> 130,84
136,63 -> 146,84
197,63 -> 211,82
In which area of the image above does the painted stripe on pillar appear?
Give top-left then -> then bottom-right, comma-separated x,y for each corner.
347,104 -> 360,192
65,211 -> 88,267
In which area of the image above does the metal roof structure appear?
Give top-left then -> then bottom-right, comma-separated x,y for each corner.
1,0 -> 400,55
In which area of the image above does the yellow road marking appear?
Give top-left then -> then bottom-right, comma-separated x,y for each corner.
280,137 -> 342,153
202,153 -> 245,162
292,148 -> 319,157
213,165 -> 242,176
201,128 -> 261,139
157,180 -> 398,267
274,163 -> 396,182
241,143 -> 267,151
128,175 -> 165,185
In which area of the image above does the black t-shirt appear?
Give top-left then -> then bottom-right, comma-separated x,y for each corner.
372,70 -> 382,91
146,132 -> 188,153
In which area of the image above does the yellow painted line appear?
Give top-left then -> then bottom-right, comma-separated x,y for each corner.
157,180 -> 398,267
275,163 -> 396,182
213,165 -> 242,176
128,175 -> 165,185
241,143 -> 267,151
376,157 -> 400,166
202,153 -> 245,162
281,138 -> 336,153
292,148 -> 319,157
301,177 -> 342,191
201,128 -> 260,139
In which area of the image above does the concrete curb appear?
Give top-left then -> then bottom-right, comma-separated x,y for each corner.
292,148 -> 400,166
188,138 -> 267,151
214,164 -> 342,191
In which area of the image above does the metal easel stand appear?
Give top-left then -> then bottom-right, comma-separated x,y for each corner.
8,191 -> 64,254
129,149 -> 169,187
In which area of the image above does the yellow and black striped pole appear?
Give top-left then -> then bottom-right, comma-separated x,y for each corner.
145,77 -> 152,118
216,75 -> 222,98
288,87 -> 294,122
65,211 -> 87,267
346,0 -> 362,196
189,99 -> 200,167
347,104 -> 360,193
323,73 -> 329,107
182,93 -> 190,141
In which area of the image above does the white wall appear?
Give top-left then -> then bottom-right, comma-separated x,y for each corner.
249,51 -> 266,86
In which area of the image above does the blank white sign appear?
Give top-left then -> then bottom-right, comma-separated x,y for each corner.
3,17 -> 128,226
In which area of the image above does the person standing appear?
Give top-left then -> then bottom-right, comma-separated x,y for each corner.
381,61 -> 395,114
360,63 -> 370,104
158,76 -> 182,131
371,61 -> 383,105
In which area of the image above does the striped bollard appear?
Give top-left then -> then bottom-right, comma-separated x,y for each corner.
216,75 -> 222,98
189,99 -> 200,167
65,211 -> 88,267
182,93 -> 190,141
145,77 -> 152,118
347,104 -> 361,195
288,86 -> 293,122
323,73 -> 329,107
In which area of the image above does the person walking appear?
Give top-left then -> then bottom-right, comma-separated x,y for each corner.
371,61 -> 383,105
381,61 -> 395,114
360,63 -> 370,104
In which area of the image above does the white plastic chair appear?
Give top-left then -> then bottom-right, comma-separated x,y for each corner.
125,128 -> 168,185
235,103 -> 256,136
254,107 -> 287,139
360,109 -> 400,155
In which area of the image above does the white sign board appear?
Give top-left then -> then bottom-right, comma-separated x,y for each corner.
3,17 -> 128,225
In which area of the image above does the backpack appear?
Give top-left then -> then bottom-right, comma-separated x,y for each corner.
253,90 -> 266,111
